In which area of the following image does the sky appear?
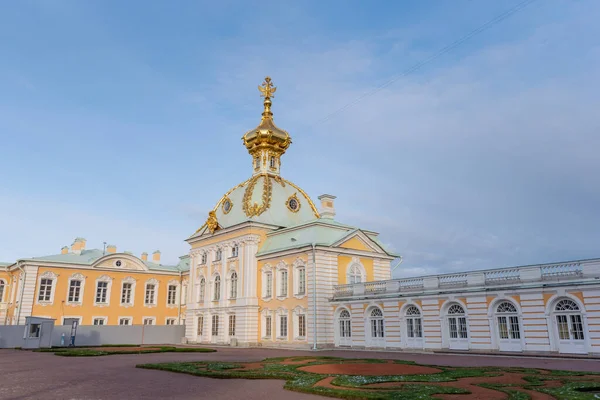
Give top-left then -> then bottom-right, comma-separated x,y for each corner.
1,0 -> 599,277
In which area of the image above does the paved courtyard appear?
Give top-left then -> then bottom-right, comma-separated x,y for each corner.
1,347 -> 599,399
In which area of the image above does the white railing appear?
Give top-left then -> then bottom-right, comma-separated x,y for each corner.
331,258 -> 598,299
438,274 -> 468,287
485,268 -> 520,284
334,284 -> 354,297
541,262 -> 582,279
365,281 -> 387,294
399,278 -> 424,291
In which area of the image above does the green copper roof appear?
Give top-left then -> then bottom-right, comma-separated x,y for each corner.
18,249 -> 190,272
256,218 -> 398,257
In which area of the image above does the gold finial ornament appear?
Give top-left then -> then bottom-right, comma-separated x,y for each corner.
242,76 -> 291,164
206,210 -> 219,234
258,76 -> 277,99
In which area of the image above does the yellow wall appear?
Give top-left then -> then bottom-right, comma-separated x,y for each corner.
0,270 -> 9,302
257,255 -> 309,342
31,267 -> 185,325
339,236 -> 372,252
337,255 -> 374,284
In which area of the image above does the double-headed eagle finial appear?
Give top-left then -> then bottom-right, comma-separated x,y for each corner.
258,76 -> 276,98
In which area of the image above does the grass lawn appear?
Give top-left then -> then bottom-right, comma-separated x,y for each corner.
37,345 -> 215,357
137,356 -> 600,400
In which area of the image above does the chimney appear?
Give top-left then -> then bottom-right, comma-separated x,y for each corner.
152,250 -> 161,264
318,194 -> 336,219
106,244 -> 117,254
71,237 -> 86,255
141,252 -> 148,261
61,246 -> 69,255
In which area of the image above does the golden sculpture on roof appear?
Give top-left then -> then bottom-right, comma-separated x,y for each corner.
258,76 -> 276,98
206,210 -> 219,234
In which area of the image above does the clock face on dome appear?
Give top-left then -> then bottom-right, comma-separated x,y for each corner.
222,198 -> 233,214
286,194 -> 300,213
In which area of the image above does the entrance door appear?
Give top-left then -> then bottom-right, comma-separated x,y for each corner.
555,314 -> 586,354
446,304 -> 468,350
367,308 -> 385,348
553,299 -> 586,354
404,306 -> 423,349
495,302 -> 522,352
337,310 -> 352,347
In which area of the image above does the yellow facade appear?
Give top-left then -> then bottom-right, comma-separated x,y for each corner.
30,267 -> 185,325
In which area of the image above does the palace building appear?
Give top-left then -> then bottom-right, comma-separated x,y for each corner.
0,239 -> 189,326
2,77 -> 600,355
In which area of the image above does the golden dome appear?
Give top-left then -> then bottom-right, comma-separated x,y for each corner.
242,77 -> 291,157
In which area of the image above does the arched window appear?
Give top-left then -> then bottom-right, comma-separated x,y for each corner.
554,298 -> 584,341
369,308 -> 384,338
348,265 -> 362,284
199,277 -> 206,302
230,272 -> 238,299
0,280 -> 5,302
447,303 -> 467,339
405,306 -> 422,338
339,309 -> 351,338
214,275 -> 221,301
555,299 -> 580,311
496,301 -> 520,340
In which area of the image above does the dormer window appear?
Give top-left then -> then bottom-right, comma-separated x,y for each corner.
231,245 -> 239,258
269,156 -> 276,169
215,249 -> 222,261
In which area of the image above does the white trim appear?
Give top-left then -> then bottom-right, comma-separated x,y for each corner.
92,316 -> 108,326
276,261 -> 289,300
346,257 -> 366,284
165,317 -> 178,325
120,276 -> 136,307
166,280 -> 179,307
292,257 -> 307,299
94,275 -> 113,307
143,316 -> 156,325
118,316 -> 133,326
36,271 -> 58,306
65,273 -> 86,306
144,278 -> 159,308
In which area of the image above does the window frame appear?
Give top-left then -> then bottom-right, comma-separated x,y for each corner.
228,314 -> 236,337
231,245 -> 239,258
229,272 -> 238,299
213,275 -> 221,301
165,317 -> 177,325
143,317 -> 156,325
37,272 -> 58,304
66,274 -> 85,305
92,317 -> 107,326
167,283 -> 178,306
144,279 -> 159,307
120,279 -> 135,307
0,279 -> 5,302
119,317 -> 133,326
94,276 -> 112,306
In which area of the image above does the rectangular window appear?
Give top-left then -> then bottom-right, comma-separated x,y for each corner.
143,318 -> 155,325
571,315 -> 585,340
93,318 -> 105,326
215,249 -> 222,261
229,315 -> 236,337
201,253 -> 207,264
415,318 -> 423,338
68,280 -> 82,303
509,316 -> 521,340
95,281 -> 108,304
119,318 -> 131,326
197,316 -> 204,336
265,316 -> 272,337
231,246 -> 238,258
29,323 -> 41,338
212,315 -> 219,336
166,318 -> 177,325
38,278 -> 53,302
280,315 -> 288,338
449,317 -> 458,339
458,317 -> 468,339
497,316 -> 509,339
298,268 -> 306,295
280,270 -> 288,297
407,318 -> 415,338
265,273 -> 272,297
167,285 -> 177,305
298,315 -> 306,337
145,284 -> 155,305
121,283 -> 132,304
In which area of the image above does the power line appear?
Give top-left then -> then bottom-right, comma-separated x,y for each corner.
311,0 -> 537,128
